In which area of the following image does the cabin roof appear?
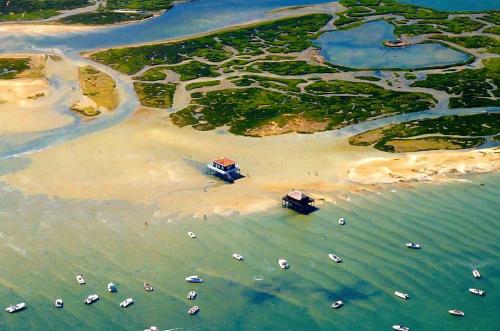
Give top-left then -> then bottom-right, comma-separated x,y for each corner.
213,157 -> 236,167
287,190 -> 310,201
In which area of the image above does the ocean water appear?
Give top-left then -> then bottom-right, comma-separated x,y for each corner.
0,172 -> 498,330
314,20 -> 472,70
0,0 -> 499,330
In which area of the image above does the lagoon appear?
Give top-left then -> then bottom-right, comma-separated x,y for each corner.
314,21 -> 472,70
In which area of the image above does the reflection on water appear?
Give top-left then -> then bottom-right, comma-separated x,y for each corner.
314,20 -> 471,69
0,173 -> 498,330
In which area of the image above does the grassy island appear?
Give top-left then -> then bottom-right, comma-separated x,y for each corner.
349,113 -> 500,152
0,56 -> 45,79
0,0 -> 89,21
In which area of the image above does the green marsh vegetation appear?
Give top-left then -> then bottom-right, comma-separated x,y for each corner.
349,113 -> 500,152
59,11 -> 153,25
0,58 -> 30,79
411,58 -> 500,108
0,0 -> 89,21
171,79 -> 435,136
89,14 -> 332,74
133,82 -> 176,109
185,80 -> 221,91
431,35 -> 500,54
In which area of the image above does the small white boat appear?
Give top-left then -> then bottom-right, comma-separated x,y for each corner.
406,242 -> 421,249
338,217 -> 345,225
76,274 -> 85,284
233,253 -> 244,261
144,283 -> 154,291
472,269 -> 480,279
144,327 -> 158,331
185,275 -> 203,283
468,288 -> 485,296
448,309 -> 464,316
54,298 -> 64,308
187,291 -> 197,300
188,305 -> 199,315
392,325 -> 410,331
331,300 -> 343,309
278,258 -> 289,269
5,302 -> 26,313
108,282 -> 117,293
84,294 -> 99,305
328,253 -> 342,263
188,232 -> 196,238
120,298 -> 133,308
394,291 -> 409,300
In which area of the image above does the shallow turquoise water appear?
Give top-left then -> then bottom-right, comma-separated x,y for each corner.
0,173 -> 498,330
314,20 -> 472,69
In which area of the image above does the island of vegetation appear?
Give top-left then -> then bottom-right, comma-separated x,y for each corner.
86,2 -> 499,151
0,55 -> 45,79
71,65 -> 119,117
349,113 -> 500,152
0,0 -> 175,25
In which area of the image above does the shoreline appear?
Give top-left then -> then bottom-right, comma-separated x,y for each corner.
1,106 -> 498,218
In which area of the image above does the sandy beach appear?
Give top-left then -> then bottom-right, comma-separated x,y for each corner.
2,103 -> 498,217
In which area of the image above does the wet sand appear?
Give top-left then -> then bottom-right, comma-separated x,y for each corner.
3,105 -> 498,217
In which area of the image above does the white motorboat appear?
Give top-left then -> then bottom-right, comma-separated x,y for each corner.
328,253 -> 342,263
392,325 -> 410,331
187,291 -> 197,300
472,269 -> 480,279
54,298 -> 64,308
108,282 -> 117,293
394,291 -> 409,300
188,305 -> 199,315
338,217 -> 345,225
144,283 -> 154,291
144,327 -> 158,331
448,309 -> 464,316
84,294 -> 99,305
233,253 -> 244,261
120,298 -> 133,308
5,302 -> 26,313
185,275 -> 203,283
468,288 -> 485,296
188,232 -> 196,238
278,258 -> 289,269
405,242 -> 421,249
331,300 -> 343,309
76,274 -> 85,284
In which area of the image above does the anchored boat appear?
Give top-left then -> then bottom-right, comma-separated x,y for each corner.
144,283 -> 154,291
449,309 -> 464,316
54,298 -> 64,308
84,294 -> 99,305
188,305 -> 200,315
328,253 -> 342,263
331,300 -> 344,309
392,325 -> 410,331
406,242 -> 421,249
469,288 -> 485,296
394,291 -> 409,300
188,232 -> 196,238
185,275 -> 203,283
472,269 -> 481,279
5,302 -> 26,313
233,253 -> 244,261
278,258 -> 289,269
187,291 -> 197,300
338,217 -> 345,225
108,282 -> 117,293
76,274 -> 85,284
120,298 -> 133,308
